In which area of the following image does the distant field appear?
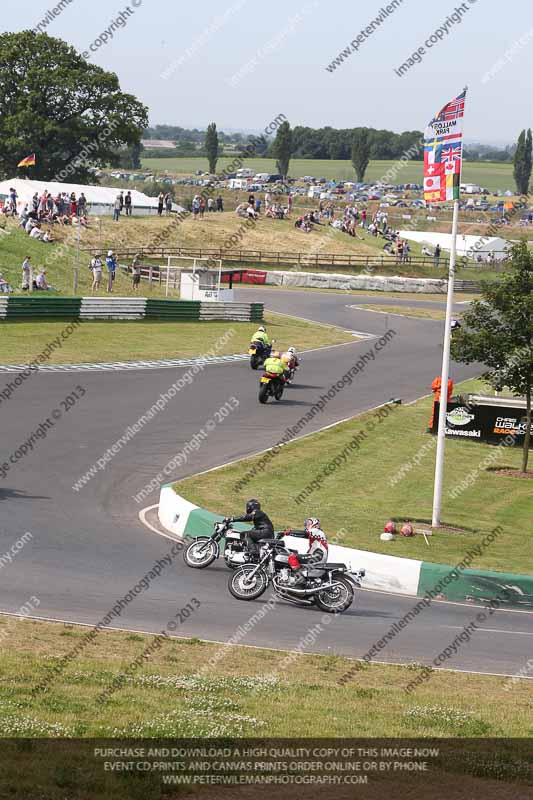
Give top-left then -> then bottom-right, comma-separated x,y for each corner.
141,157 -> 517,192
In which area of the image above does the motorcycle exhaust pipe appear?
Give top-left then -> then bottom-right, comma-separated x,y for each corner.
275,580 -> 337,596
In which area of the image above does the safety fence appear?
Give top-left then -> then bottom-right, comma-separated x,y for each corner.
85,244 -> 513,271
0,296 -> 263,322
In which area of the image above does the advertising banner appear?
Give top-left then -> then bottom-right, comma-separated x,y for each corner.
431,400 -> 533,447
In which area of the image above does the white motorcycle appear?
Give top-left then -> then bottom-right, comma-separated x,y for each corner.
183,520 -> 251,570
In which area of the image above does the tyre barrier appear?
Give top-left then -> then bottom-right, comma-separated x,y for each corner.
158,485 -> 533,608
0,296 -> 263,322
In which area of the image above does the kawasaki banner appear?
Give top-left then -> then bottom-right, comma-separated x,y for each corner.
431,400 -> 533,447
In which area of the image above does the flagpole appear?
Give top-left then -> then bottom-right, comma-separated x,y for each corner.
431,197 -> 459,527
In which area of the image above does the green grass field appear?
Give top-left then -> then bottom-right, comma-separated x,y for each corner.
142,157 -> 518,192
176,379 -> 533,573
0,312 -> 353,364
0,617 -> 529,745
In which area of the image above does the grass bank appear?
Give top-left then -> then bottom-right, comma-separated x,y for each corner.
357,304 -> 448,320
176,380 -> 533,573
0,311 -> 354,364
0,617 -> 529,742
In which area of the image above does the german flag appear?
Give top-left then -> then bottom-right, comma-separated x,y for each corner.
17,153 -> 36,168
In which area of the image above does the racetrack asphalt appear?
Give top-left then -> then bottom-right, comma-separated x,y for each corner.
1,288 -> 531,679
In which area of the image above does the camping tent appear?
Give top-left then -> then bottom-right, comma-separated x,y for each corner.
399,230 -> 511,262
0,178 -> 184,216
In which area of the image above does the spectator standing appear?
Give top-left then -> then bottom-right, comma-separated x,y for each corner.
199,197 -> 206,218
164,193 -> 172,214
192,195 -> 200,219
131,254 -> 142,290
157,192 -> 164,216
255,198 -> 261,213
287,193 -> 293,215
90,253 -> 103,292
207,197 -> 215,212
119,192 -> 124,212
434,244 -> 441,268
22,256 -> 32,290
106,250 -> 116,292
113,194 -> 121,222
265,191 -> 271,211
78,193 -> 87,215
124,191 -> 132,216
70,193 -> 77,216
216,194 -> 224,212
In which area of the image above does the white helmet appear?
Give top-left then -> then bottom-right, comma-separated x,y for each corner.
380,532 -> 394,542
107,250 -> 114,257
258,326 -> 266,332
288,347 -> 296,355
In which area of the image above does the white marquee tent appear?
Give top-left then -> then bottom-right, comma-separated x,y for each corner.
0,178 -> 184,216
399,230 -> 511,262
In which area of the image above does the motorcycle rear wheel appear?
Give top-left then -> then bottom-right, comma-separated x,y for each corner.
259,385 -> 270,404
229,565 -> 268,600
315,577 -> 354,613
250,354 -> 259,370
183,537 -> 217,569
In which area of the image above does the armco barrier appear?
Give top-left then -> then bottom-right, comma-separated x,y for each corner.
0,297 -> 263,323
158,485 -> 533,607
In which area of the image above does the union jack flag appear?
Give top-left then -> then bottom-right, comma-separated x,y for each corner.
441,145 -> 462,165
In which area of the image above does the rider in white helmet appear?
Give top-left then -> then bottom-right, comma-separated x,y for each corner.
281,346 -> 300,384
282,517 -> 328,585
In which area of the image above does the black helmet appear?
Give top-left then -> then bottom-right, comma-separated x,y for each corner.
246,498 -> 261,514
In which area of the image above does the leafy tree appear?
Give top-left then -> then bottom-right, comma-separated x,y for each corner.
272,121 -> 293,179
0,31 -> 147,182
451,241 -> 533,471
351,129 -> 371,182
205,122 -> 219,174
118,142 -> 144,169
513,129 -> 532,194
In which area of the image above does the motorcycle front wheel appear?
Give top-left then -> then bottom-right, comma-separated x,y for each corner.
229,565 -> 268,600
315,577 -> 354,613
183,537 -> 218,569
274,384 -> 284,401
258,384 -> 270,404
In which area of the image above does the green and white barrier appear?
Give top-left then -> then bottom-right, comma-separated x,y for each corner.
159,485 -> 533,607
0,296 -> 263,323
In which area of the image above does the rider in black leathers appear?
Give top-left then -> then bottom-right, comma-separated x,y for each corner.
225,499 -> 274,556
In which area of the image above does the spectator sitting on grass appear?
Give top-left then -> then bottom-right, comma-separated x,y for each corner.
35,269 -> 55,291
29,223 -> 44,241
0,272 -> 12,293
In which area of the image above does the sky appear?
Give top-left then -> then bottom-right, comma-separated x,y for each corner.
4,0 -> 533,142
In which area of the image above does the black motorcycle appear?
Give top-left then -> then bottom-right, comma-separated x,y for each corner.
228,539 -> 364,613
258,370 -> 285,404
248,339 -> 272,370
183,520 -> 250,570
